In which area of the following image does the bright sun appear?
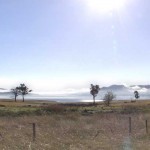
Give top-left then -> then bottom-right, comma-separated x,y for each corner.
85,0 -> 127,14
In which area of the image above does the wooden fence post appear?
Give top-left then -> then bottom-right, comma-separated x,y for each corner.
33,123 -> 36,142
146,120 -> 148,134
129,117 -> 131,135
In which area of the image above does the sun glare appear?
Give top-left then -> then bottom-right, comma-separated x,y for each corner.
85,0 -> 127,14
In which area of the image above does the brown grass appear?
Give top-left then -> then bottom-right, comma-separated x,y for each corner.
0,113 -> 149,149
0,99 -> 149,149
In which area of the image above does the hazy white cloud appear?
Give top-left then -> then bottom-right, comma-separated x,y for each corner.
129,86 -> 149,93
0,77 -> 20,89
33,88 -> 89,96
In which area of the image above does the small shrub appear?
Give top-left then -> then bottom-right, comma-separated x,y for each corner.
131,100 -> 136,103
121,105 -> 139,114
103,91 -> 116,106
42,104 -> 66,113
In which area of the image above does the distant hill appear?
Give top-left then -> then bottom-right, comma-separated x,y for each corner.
101,85 -> 127,91
133,85 -> 150,89
0,88 -> 6,90
75,84 -> 150,100
101,84 -> 150,92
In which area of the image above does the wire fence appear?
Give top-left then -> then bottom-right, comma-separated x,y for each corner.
0,116 -> 149,149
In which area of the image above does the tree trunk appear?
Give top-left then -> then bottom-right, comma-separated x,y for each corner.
23,95 -> 24,102
93,96 -> 95,105
15,95 -> 17,102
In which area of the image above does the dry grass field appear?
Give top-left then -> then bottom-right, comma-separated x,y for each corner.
0,99 -> 149,150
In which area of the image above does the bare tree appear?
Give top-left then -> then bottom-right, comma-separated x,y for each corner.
134,91 -> 140,100
90,84 -> 100,104
103,91 -> 116,106
11,87 -> 19,102
17,84 -> 32,102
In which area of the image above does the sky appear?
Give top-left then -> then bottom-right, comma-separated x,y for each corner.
0,0 -> 150,92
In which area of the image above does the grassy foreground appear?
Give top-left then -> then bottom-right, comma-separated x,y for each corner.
0,99 -> 149,150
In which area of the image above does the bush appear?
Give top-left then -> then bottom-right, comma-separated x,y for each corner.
103,91 -> 116,106
42,104 -> 66,113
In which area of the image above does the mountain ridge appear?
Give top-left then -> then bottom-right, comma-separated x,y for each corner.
0,88 -> 6,90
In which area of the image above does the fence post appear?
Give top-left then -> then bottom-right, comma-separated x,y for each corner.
146,120 -> 148,134
129,117 -> 131,135
33,123 -> 36,142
